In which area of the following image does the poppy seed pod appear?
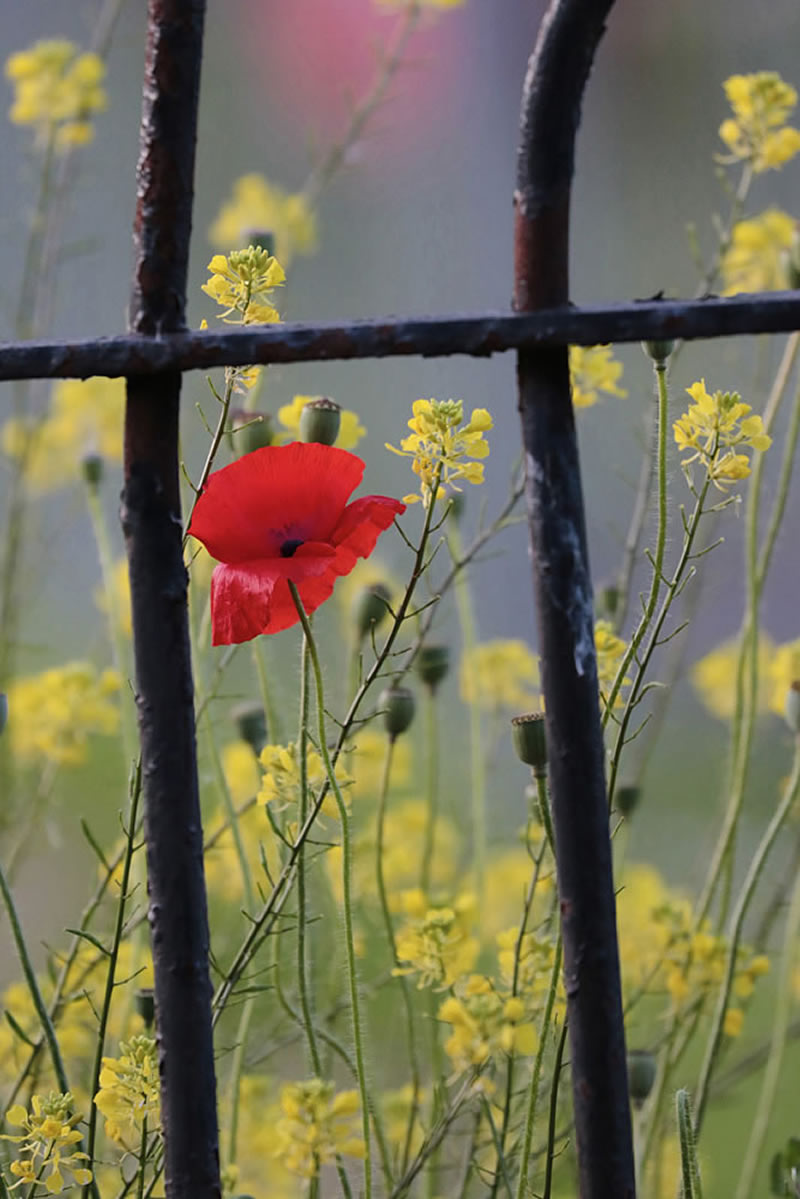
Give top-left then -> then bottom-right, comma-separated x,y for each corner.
599,583 -> 620,622
627,1049 -> 657,1105
380,684 -> 416,740
0,692 -> 7,737
81,452 -> 104,487
232,410 -> 273,455
417,645 -> 450,692
135,988 -> 156,1029
232,701 -> 267,755
300,397 -> 341,446
244,228 -> 276,257
642,339 -> 675,366
786,681 -> 800,734
354,583 -> 391,639
616,783 -> 641,817
511,713 -> 547,777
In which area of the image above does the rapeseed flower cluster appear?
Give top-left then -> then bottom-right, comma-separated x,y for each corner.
386,398 -> 492,506
673,379 -> 771,489
202,246 -> 285,325
2,377 -> 125,495
5,39 -> 106,150
718,72 -> 800,172
278,394 -> 365,450
274,1078 -> 365,1179
94,1035 -> 160,1148
1,1092 -> 92,1193
209,173 -> 317,265
393,893 -> 479,988
569,344 -> 627,408
691,633 -> 800,720
721,209 -> 796,295
439,974 -> 537,1077
258,741 -> 351,822
460,640 -> 539,711
7,661 -> 120,768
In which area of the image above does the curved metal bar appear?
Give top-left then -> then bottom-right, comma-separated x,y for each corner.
514,3 -> 636,1198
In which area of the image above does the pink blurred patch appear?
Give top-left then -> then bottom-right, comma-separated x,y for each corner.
237,0 -> 464,151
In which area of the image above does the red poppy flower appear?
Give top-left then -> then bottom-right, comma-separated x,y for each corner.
189,442 -> 405,644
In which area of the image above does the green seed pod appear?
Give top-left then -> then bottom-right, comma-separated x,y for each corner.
642,339 -> 675,366
627,1049 -> 657,1105
135,988 -> 156,1029
232,409 -> 274,454
232,701 -> 267,755
417,645 -> 450,692
380,685 -> 416,740
300,397 -> 341,446
353,584 -> 391,639
599,583 -> 620,621
81,452 -> 104,487
511,713 -> 547,777
244,228 -> 276,257
616,783 -> 641,817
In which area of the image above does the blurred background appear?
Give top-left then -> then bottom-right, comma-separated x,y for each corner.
1,3 -> 799,1187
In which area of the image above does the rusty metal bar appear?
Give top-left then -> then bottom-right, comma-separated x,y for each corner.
514,1 -> 635,1198
1,291 -> 799,380
120,3 -> 220,1198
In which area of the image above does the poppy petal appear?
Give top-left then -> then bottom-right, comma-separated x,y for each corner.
210,549 -> 335,644
189,443 -> 365,563
332,495 -> 406,558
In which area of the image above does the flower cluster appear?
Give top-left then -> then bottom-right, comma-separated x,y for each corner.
278,394 -> 366,450
2,377 -> 124,495
721,209 -> 797,295
569,344 -> 627,409
460,640 -> 540,712
209,173 -> 317,265
94,1036 -> 160,1148
7,661 -> 120,767
718,71 -> 800,172
386,398 -> 492,506
201,246 -> 285,324
438,975 -> 537,1077
673,379 -> 771,489
274,1078 -> 365,1179
393,894 -> 478,988
259,740 -> 351,822
594,620 -> 630,709
1,1092 -> 92,1193
691,633 -> 800,720
5,39 -> 106,150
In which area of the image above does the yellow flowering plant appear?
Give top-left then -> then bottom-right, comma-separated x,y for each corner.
718,71 -> 800,172
673,379 -> 772,490
385,397 -> 492,506
6,39 -> 106,150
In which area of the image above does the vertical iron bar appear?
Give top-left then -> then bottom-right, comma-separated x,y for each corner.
514,2 -> 635,1198
121,3 -> 220,1198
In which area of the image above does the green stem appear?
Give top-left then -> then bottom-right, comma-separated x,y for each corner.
296,633 -> 321,1075
515,935 -> 563,1199
288,583 -> 373,1199
136,1116 -> 148,1199
421,686 -> 439,894
542,1020 -> 568,1199
693,737 -> 800,1137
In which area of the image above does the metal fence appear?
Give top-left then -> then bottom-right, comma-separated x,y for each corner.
1,2 -> 796,1197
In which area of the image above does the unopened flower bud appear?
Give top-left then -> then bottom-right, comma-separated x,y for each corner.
135,988 -> 155,1028
380,684 -> 416,740
785,681 -> 800,734
244,228 -> 276,257
627,1049 -> 656,1105
616,783 -> 641,817
300,397 -> 341,446
417,645 -> 450,692
232,409 -> 273,454
642,339 -> 675,366
354,584 -> 391,639
599,584 -> 619,621
511,713 -> 547,777
82,452 -> 104,487
0,693 -> 7,737
232,701 -> 267,755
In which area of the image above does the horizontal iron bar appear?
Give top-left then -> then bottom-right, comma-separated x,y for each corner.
1,291 -> 799,381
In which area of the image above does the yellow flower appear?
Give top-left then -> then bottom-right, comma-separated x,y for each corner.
460,640 -> 539,712
2,377 -> 124,495
386,398 -> 492,507
258,741 -> 351,822
275,1079 -> 364,1179
209,173 -> 317,266
201,246 -> 285,325
767,638 -> 800,716
7,661 -> 120,768
94,1036 -> 160,1147
5,40 -> 106,150
673,379 -> 771,489
219,1077 -> 297,1199
439,975 -> 538,1075
222,740 -> 261,805
721,209 -> 797,295
691,633 -> 775,719
723,1006 -> 744,1038
94,558 -> 133,639
594,620 -> 630,709
719,72 -> 800,172
394,900 -> 479,989
2,1092 -> 92,1194
569,345 -> 627,409
277,395 -> 365,450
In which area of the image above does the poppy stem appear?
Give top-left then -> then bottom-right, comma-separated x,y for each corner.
288,581 -> 374,1199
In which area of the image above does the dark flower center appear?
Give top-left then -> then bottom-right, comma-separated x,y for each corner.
280,538 -> 305,558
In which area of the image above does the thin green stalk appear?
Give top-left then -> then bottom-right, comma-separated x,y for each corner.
296,633 -> 321,1075
288,582 -> 373,1199
735,850 -> 800,1199
421,685 -> 439,894
515,936 -> 563,1199
542,1020 -> 569,1199
375,735 -> 421,1176
448,521 -> 487,902
426,989 -> 445,1199
693,737 -> 800,1136
136,1116 -> 148,1199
